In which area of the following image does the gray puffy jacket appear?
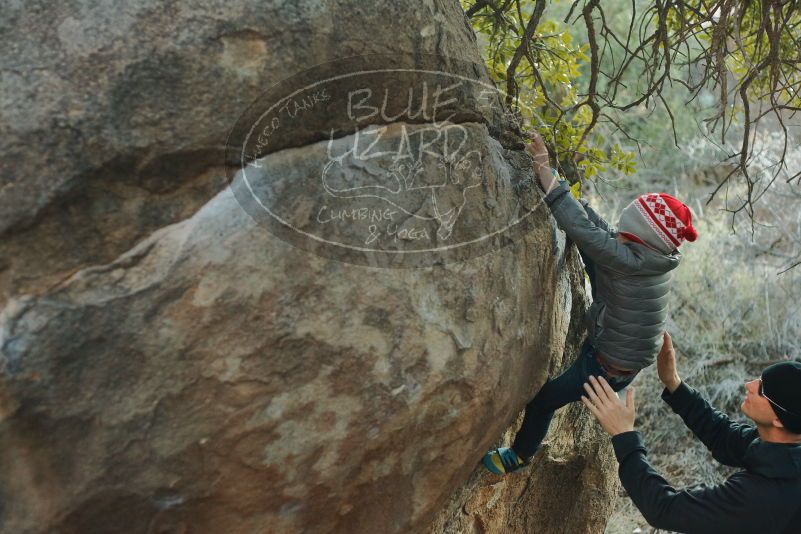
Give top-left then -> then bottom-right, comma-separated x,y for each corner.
544,183 -> 681,370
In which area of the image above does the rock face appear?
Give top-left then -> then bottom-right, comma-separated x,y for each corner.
0,1 -> 617,533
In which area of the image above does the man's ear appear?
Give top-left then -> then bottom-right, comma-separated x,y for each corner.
772,417 -> 785,430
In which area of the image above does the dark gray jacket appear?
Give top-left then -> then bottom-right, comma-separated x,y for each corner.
544,183 -> 681,370
613,383 -> 801,533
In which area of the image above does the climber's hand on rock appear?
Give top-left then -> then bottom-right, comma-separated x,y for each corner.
524,132 -> 557,194
581,376 -> 636,436
525,132 -> 550,171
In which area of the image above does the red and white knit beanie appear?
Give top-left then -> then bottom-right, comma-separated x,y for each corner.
617,193 -> 698,253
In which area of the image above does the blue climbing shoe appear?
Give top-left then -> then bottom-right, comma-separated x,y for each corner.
482,447 -> 527,475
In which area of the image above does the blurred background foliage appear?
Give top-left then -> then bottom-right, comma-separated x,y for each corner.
462,0 -> 801,222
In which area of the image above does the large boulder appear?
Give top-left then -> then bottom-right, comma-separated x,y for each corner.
0,0 -> 502,303
0,1 -> 617,532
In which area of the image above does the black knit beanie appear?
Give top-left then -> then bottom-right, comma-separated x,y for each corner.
762,361 -> 801,434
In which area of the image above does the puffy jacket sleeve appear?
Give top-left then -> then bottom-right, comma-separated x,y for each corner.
544,183 -> 641,273
579,198 -> 614,233
612,431 -> 770,534
662,382 -> 758,468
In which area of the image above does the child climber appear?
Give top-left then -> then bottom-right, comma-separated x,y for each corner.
483,132 -> 698,475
